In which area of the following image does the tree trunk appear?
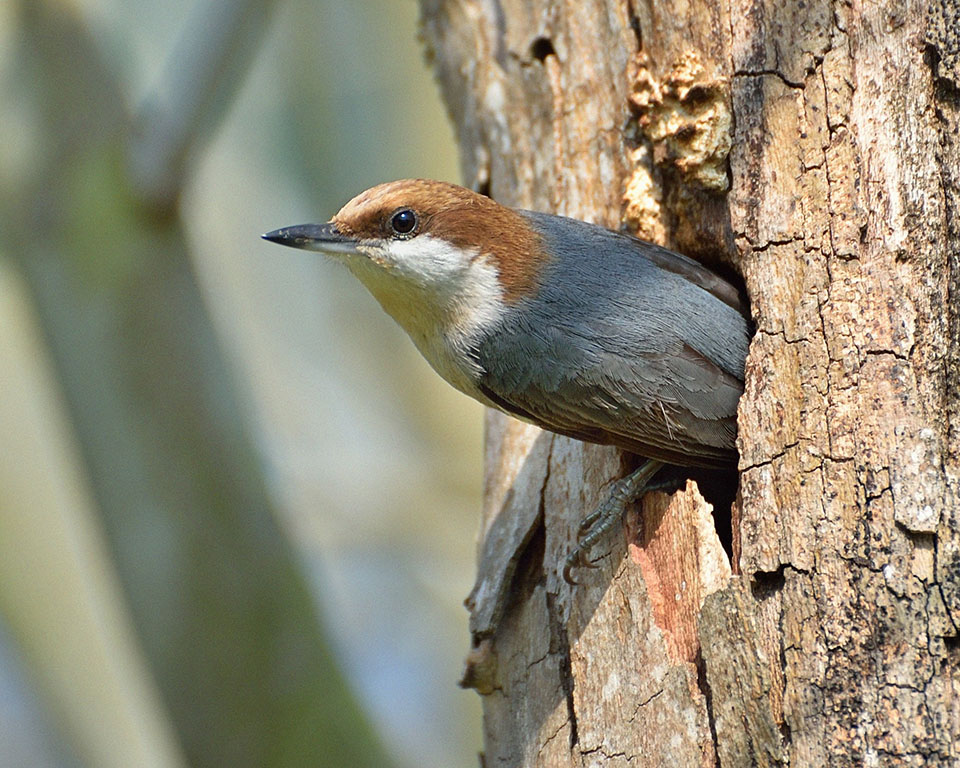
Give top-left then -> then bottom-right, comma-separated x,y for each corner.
421,0 -> 960,765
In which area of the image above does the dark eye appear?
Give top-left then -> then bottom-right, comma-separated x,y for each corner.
389,208 -> 418,237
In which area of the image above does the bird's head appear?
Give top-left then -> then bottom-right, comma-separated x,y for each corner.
263,180 -> 548,340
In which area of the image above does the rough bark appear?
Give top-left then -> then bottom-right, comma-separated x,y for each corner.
422,0 -> 960,765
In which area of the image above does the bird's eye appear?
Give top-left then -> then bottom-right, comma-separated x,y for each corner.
389,208 -> 418,237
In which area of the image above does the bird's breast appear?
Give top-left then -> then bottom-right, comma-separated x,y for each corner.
349,252 -> 507,407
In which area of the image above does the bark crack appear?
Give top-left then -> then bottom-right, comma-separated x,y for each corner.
545,590 -> 579,750
733,68 -> 805,89
540,435 -> 579,750
538,714 -> 571,754
624,0 -> 642,51
739,440 -> 800,472
629,687 -> 664,721
696,651 -> 721,768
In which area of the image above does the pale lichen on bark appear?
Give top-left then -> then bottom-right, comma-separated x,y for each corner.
627,50 -> 732,192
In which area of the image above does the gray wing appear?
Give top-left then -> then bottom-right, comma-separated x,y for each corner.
476,326 -> 743,467
474,214 -> 750,468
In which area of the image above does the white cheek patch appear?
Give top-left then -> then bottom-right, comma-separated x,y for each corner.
347,235 -> 507,396
451,255 -> 506,338
382,236 -> 506,335
385,235 -> 474,283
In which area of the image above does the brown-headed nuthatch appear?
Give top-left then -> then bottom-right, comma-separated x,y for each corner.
263,180 -> 750,583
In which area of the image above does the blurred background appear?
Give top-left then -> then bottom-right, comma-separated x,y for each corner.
0,0 -> 485,766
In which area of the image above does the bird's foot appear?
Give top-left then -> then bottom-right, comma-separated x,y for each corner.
563,460 -> 666,585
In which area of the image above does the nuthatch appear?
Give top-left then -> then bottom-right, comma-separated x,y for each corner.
263,179 -> 750,583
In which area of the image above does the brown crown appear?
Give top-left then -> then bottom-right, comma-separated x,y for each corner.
332,179 -> 548,302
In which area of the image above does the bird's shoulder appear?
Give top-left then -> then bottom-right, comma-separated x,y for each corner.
518,210 -> 747,316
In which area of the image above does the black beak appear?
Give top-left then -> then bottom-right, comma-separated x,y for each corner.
261,222 -> 358,253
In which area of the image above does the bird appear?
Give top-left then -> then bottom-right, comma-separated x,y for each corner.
263,179 -> 750,583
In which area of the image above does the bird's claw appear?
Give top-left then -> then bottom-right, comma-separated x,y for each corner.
562,459 -> 665,586
564,508 -> 617,585
563,547 -> 598,585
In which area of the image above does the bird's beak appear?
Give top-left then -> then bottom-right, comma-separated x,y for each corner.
261,222 -> 359,255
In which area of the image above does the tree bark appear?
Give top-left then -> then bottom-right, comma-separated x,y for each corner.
421,0 -> 960,765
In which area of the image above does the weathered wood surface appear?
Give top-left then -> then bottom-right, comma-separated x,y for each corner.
422,0 -> 960,764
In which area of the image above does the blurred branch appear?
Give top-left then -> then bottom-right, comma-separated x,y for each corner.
0,258 -> 187,768
128,0 -> 278,210
3,2 -> 395,766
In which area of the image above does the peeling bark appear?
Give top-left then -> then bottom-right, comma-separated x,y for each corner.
423,0 -> 960,764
